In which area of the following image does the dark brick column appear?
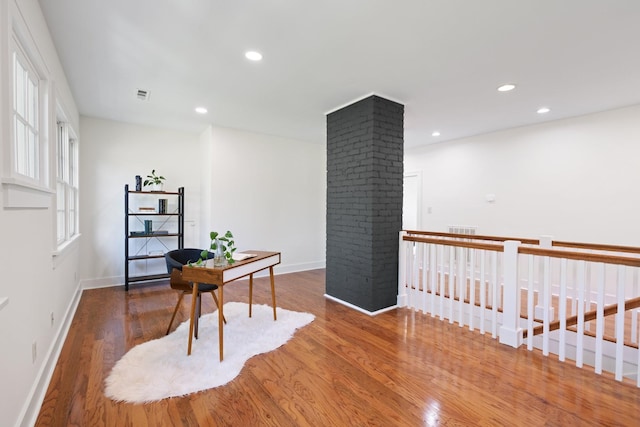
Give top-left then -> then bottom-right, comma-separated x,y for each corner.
326,95 -> 404,312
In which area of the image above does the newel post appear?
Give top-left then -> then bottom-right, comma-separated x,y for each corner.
499,240 -> 523,347
397,231 -> 408,307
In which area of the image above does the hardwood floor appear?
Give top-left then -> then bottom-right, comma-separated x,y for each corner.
36,269 -> 639,426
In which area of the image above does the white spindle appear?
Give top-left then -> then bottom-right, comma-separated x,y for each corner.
527,255 -> 534,350
559,258 -> 567,362
615,265 -> 625,381
429,243 -> 437,317
480,250 -> 486,335
595,263 -> 605,375
458,246 -> 465,327
469,249 -> 475,331
632,268 -> 638,344
422,243 -> 428,313
438,244 -> 445,320
491,251 -> 498,338
576,261 -> 586,368
542,256 -> 550,356
448,245 -> 455,323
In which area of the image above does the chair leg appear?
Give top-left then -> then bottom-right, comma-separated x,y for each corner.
166,293 -> 185,335
211,291 -> 227,324
194,294 -> 201,339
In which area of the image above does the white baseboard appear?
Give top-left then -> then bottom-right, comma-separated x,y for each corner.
324,294 -> 397,316
18,283 -> 82,427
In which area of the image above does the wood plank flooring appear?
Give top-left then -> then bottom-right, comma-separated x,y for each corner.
36,269 -> 640,426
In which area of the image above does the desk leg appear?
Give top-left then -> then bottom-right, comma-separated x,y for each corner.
249,274 -> 253,317
188,283 -> 199,355
270,266 -> 277,321
218,283 -> 224,361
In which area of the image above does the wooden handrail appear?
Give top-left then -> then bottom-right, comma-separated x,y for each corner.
402,235 -> 503,252
404,230 -> 640,256
523,296 -> 640,339
518,246 -> 640,268
552,240 -> 640,255
404,230 -> 540,245
403,234 -> 640,267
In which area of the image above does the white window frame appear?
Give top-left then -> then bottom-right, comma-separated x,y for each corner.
13,46 -> 40,181
55,120 -> 79,249
2,18 -> 52,208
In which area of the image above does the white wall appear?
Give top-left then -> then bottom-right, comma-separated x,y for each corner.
201,126 -> 326,273
79,119 -> 326,287
405,104 -> 640,246
79,117 -> 204,286
0,1 -> 80,427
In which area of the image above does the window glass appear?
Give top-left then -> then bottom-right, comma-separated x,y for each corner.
12,48 -> 40,181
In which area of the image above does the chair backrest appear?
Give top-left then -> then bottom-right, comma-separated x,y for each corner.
164,248 -> 214,273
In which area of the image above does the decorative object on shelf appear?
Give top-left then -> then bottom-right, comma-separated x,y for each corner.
158,198 -> 168,214
135,175 -> 142,191
143,169 -> 166,191
144,220 -> 153,235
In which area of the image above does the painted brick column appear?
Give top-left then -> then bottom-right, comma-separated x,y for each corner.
326,95 -> 404,312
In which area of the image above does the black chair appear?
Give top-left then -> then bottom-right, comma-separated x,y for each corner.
164,248 -> 225,337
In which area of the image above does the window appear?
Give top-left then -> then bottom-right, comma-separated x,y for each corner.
56,122 -> 79,246
3,28 -> 51,209
12,46 -> 41,182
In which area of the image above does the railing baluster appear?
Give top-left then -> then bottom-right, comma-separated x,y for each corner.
559,258 -> 567,362
458,246 -> 465,327
438,244 -> 445,320
576,261 -> 586,368
469,248 -> 475,331
632,268 -> 638,344
595,263 -> 605,375
527,255 -> 534,350
542,255 -> 551,356
615,265 -> 625,381
448,246 -> 455,323
429,244 -> 437,317
491,251 -> 498,338
422,242 -> 428,313
480,250 -> 486,335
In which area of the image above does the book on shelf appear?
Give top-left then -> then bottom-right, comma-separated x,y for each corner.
129,230 -> 170,236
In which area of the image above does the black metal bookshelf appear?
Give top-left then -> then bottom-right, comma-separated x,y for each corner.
124,184 -> 184,290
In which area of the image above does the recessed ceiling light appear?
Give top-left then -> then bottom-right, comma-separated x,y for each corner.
195,107 -> 207,114
432,131 -> 441,137
537,107 -> 551,114
245,51 -> 263,61
497,84 -> 516,92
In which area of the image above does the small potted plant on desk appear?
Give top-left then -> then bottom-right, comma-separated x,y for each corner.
143,169 -> 166,191
193,231 -> 236,267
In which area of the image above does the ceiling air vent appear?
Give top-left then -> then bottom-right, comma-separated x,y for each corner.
136,89 -> 149,101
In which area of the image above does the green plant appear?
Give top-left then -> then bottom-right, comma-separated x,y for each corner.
143,169 -> 165,187
201,230 -> 236,265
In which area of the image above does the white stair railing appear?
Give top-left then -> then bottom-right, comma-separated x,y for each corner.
398,230 -> 640,387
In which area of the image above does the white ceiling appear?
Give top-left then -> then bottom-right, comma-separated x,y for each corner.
38,0 -> 640,148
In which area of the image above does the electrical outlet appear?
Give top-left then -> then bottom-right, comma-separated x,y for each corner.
50,312 -> 54,327
32,341 -> 37,363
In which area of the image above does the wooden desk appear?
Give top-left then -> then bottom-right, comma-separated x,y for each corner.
181,250 -> 281,361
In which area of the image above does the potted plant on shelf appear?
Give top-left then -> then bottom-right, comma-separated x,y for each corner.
143,169 -> 166,191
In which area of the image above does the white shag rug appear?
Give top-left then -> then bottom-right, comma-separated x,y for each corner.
105,302 -> 314,403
